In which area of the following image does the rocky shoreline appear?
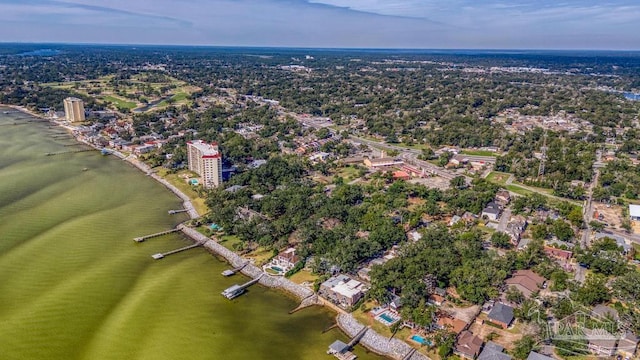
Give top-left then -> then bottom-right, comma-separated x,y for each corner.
9,104 -> 422,360
337,314 -> 429,360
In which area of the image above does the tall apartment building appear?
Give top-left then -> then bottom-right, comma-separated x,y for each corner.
187,140 -> 222,189
63,97 -> 85,123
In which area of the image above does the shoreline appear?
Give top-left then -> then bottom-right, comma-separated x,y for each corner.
4,104 -> 422,360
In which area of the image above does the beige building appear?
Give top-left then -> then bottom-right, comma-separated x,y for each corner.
187,140 -> 222,189
63,97 -> 85,123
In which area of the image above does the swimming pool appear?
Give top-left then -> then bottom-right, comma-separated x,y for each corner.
189,179 -> 199,185
410,335 -> 432,346
380,313 -> 395,323
271,266 -> 284,272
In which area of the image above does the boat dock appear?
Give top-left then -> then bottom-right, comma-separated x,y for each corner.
222,262 -> 247,276
134,228 -> 180,242
327,326 -> 369,360
151,243 -> 201,260
222,274 -> 263,299
168,209 -> 188,215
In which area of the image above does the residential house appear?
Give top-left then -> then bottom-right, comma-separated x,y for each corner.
478,342 -> 512,360
437,316 -> 468,335
482,202 -> 502,221
389,295 -> 403,311
544,246 -> 573,261
262,248 -> 301,276
504,270 -> 545,299
487,303 -> 514,329
591,304 -> 619,321
594,232 -> 632,255
526,352 -> 554,360
505,216 -> 528,245
429,287 -> 447,306
456,331 -> 484,359
319,274 -> 367,308
618,332 -> 639,358
495,190 -> 511,205
630,205 -> 640,221
583,328 -> 617,357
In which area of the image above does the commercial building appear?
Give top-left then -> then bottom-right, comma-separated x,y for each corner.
187,140 -> 222,189
63,97 -> 85,123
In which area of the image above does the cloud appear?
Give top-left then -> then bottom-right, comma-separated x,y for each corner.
0,0 -> 638,49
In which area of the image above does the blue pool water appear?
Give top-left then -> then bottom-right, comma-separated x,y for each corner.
190,179 -> 199,185
411,335 -> 432,346
271,266 -> 284,272
379,313 -> 395,323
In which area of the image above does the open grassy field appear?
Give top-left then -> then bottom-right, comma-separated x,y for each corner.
486,171 -> 511,185
156,168 -> 209,215
42,73 -> 199,113
102,95 -> 137,110
461,149 -> 499,156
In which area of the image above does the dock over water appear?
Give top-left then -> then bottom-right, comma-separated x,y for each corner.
327,326 -> 369,360
134,228 -> 180,242
222,274 -> 263,299
222,262 -> 247,277
151,243 -> 201,260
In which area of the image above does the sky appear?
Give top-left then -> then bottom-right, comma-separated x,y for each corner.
0,0 -> 638,49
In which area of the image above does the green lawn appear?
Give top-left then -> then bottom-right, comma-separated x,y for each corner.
156,169 -> 209,215
102,95 -> 137,110
486,171 -> 511,185
461,149 -> 499,156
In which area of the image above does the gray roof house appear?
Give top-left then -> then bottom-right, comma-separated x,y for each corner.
478,342 -> 512,360
526,351 -> 554,360
482,202 -> 502,221
487,303 -> 514,329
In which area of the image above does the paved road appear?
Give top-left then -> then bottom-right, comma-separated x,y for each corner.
497,207 -> 512,232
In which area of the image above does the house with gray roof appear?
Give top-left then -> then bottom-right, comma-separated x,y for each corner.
487,303 -> 514,329
478,342 -> 512,360
526,351 -> 554,360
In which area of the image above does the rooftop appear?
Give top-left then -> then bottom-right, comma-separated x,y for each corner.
488,303 -> 514,325
630,204 -> 640,218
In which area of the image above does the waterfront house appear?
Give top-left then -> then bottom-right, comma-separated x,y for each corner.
319,274 -> 367,309
487,303 -> 514,329
262,248 -> 301,276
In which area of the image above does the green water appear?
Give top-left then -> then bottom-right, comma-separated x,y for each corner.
0,109 -> 384,360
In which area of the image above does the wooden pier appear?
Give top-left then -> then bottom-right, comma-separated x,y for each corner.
45,149 -> 94,156
222,274 -> 263,299
168,209 -> 188,215
402,348 -> 417,360
134,228 -> 181,242
151,243 -> 201,260
327,326 -> 369,360
222,262 -> 247,277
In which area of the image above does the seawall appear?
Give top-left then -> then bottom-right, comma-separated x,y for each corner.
179,225 -> 314,300
337,314 -> 429,360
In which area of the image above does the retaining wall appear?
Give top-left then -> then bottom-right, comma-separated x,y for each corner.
337,314 -> 430,360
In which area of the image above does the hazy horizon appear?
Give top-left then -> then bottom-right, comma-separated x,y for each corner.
0,1 -> 638,50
